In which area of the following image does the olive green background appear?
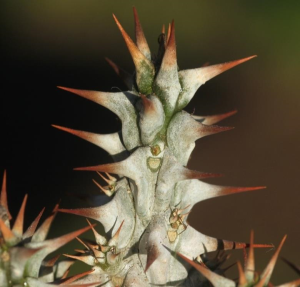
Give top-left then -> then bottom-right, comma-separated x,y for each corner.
1,0 -> 300,284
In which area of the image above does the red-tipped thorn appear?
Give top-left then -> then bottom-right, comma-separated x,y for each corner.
177,252 -> 235,286
76,236 -> 90,250
57,86 -> 104,106
161,20 -> 177,69
166,23 -> 171,45
62,269 -> 95,285
12,194 -> 28,238
23,207 -> 45,239
86,219 -> 107,246
200,55 -> 257,84
184,169 -> 223,180
32,203 -> 59,242
245,230 -> 255,280
198,124 -> 235,138
92,179 -> 113,197
193,110 -> 238,125
237,261 -> 247,285
0,218 -> 15,243
259,235 -> 287,285
1,170 -> 12,220
63,254 -> 95,266
133,7 -> 151,59
112,14 -> 152,71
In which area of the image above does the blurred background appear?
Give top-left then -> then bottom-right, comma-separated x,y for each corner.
1,0 -> 300,283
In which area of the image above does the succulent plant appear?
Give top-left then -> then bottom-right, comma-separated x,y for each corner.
178,231 -> 300,287
0,171 -> 99,287
2,7 -> 299,287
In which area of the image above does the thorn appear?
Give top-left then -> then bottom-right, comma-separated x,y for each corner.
32,203 -> 59,242
215,186 -> 266,198
166,23 -> 171,45
96,171 -> 116,186
183,169 -> 223,180
178,204 -> 191,214
63,254 -> 95,266
61,269 -> 95,285
57,208 -> 102,221
259,235 -> 287,284
237,261 -> 247,285
23,207 -> 45,240
105,172 -> 117,181
0,170 -> 12,220
108,220 -> 124,247
52,124 -> 91,141
74,161 -> 124,177
193,110 -> 237,125
161,24 -> 165,34
56,86 -> 105,107
197,124 -> 234,138
53,124 -> 125,156
133,7 -> 151,59
74,249 -> 86,254
112,14 -> 154,93
46,224 -> 95,250
161,20 -> 176,69
198,55 -> 257,84
0,218 -> 16,243
43,254 -> 60,267
245,230 -> 255,281
92,179 -> 113,197
176,252 -> 235,286
76,237 -> 90,250
86,219 -> 107,246
12,194 -> 28,238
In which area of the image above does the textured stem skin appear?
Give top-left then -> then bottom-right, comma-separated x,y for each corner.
1,8 -> 290,287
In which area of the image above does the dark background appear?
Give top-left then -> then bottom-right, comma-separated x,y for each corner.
1,1 -> 300,283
